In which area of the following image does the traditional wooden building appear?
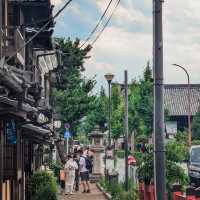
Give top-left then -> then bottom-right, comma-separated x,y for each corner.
164,84 -> 200,134
0,0 -> 60,199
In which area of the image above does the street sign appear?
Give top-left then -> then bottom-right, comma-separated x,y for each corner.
6,120 -> 16,144
64,130 -> 71,139
64,123 -> 70,129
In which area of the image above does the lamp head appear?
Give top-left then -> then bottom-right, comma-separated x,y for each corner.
104,73 -> 114,83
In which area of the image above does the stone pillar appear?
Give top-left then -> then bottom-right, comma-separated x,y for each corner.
93,149 -> 103,174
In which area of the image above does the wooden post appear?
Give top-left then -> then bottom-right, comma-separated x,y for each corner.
16,128 -> 22,200
0,121 -> 4,200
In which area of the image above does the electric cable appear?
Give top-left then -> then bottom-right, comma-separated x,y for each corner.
91,0 -> 121,46
80,0 -> 114,48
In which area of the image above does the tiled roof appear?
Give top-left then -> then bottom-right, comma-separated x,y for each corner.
164,84 -> 200,116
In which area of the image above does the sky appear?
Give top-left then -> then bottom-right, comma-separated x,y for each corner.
52,0 -> 200,92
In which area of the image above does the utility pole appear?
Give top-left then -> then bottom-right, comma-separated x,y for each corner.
153,0 -> 165,199
124,70 -> 129,191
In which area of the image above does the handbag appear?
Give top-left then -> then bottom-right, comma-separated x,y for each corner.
60,169 -> 65,181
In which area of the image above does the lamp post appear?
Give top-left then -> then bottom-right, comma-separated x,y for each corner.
172,64 -> 191,146
104,73 -> 114,147
111,71 -> 129,191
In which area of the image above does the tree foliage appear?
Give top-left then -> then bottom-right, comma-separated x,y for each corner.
52,38 -> 96,135
77,86 -> 108,134
192,110 -> 200,140
129,62 -> 153,136
136,137 -> 188,192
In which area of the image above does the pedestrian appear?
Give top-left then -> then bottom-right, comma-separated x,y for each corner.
87,148 -> 94,174
79,148 -> 91,193
73,150 -> 80,192
64,154 -> 78,195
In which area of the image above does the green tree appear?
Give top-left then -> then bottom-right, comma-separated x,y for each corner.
136,138 -> 188,194
111,85 -> 124,139
129,62 -> 153,137
78,86 -> 108,134
52,38 -> 96,135
192,110 -> 200,140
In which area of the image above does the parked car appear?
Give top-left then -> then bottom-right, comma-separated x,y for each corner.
188,145 -> 200,186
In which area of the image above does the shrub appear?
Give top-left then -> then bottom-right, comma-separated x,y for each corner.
115,150 -> 125,158
30,171 -> 57,200
100,178 -> 138,200
49,160 -> 63,178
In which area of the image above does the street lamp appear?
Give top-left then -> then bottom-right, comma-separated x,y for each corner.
172,64 -> 191,146
104,73 -> 114,147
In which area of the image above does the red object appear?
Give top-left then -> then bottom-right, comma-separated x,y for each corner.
128,155 -> 136,165
172,191 -> 182,200
186,196 -> 196,200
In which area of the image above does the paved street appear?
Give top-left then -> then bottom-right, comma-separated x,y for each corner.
58,184 -> 106,200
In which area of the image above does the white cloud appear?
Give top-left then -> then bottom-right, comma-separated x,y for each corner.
163,0 -> 200,83
85,26 -> 152,88
93,0 -> 151,30
54,0 -> 200,87
85,0 -> 200,85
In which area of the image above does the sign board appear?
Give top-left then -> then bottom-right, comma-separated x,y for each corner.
64,130 -> 71,139
165,121 -> 177,135
6,120 -> 17,144
64,123 -> 70,129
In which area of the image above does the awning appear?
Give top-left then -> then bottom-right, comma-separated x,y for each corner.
21,124 -> 50,135
21,124 -> 52,144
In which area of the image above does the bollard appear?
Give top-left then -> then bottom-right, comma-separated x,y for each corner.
195,187 -> 200,200
172,184 -> 182,200
186,187 -> 196,200
139,182 -> 144,200
149,184 -> 155,200
144,184 -> 149,200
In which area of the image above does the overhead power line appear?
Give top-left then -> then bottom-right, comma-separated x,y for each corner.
6,0 -> 73,63
80,0 -> 114,48
91,0 -> 121,46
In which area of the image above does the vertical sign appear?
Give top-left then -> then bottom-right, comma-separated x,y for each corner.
6,119 -> 17,144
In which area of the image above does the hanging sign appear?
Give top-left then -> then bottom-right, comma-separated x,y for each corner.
6,119 -> 17,144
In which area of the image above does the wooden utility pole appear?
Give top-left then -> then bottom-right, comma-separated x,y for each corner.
153,0 -> 165,199
124,70 -> 129,191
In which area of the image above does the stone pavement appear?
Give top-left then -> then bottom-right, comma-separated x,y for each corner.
58,184 -> 107,200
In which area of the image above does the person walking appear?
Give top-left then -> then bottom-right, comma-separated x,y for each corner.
79,148 -> 91,193
73,151 -> 80,192
64,154 -> 78,195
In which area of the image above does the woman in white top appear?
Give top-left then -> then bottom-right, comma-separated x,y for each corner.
64,154 -> 78,195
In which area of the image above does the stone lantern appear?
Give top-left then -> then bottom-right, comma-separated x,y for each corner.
89,126 -> 106,180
